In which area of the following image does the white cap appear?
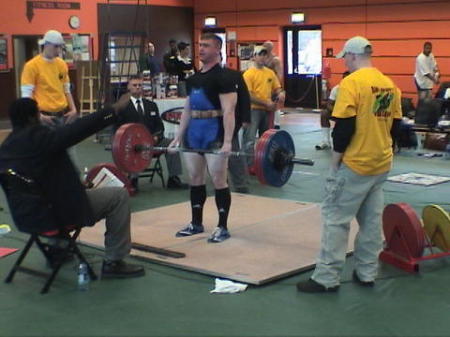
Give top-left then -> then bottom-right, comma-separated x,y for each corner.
253,45 -> 268,56
38,30 -> 65,46
336,36 -> 372,58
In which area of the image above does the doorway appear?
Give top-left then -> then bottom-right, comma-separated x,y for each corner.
283,25 -> 322,108
13,35 -> 40,98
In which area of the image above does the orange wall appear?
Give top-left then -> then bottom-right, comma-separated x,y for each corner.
0,0 -> 193,67
193,0 -> 450,100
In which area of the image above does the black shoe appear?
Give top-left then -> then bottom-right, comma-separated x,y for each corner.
235,186 -> 250,194
167,176 -> 189,189
352,271 -> 375,287
101,260 -> 145,279
296,278 -> 339,293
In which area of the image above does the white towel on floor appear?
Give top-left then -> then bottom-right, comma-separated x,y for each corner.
210,278 -> 248,294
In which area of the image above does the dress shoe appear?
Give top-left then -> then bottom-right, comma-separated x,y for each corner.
167,176 -> 189,189
102,260 -> 145,279
352,271 -> 375,287
296,278 -> 339,293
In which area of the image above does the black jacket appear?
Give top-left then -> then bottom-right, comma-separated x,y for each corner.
116,99 -> 165,141
0,108 -> 116,233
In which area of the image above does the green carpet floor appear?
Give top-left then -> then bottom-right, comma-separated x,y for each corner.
1,113 -> 449,337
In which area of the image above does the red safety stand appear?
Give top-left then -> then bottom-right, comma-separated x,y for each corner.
379,203 -> 450,273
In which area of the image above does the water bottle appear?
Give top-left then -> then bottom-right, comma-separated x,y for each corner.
77,262 -> 90,291
445,144 -> 450,160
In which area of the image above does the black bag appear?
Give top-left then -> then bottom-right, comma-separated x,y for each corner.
397,123 -> 418,148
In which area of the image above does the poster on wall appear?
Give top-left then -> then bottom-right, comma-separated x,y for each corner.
297,30 -> 322,75
0,37 -> 8,71
61,34 -> 91,65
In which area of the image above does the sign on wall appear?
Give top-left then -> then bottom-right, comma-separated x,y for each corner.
26,1 -> 81,22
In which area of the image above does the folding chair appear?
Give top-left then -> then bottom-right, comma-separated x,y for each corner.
138,151 -> 165,187
5,227 -> 97,294
0,169 -> 97,294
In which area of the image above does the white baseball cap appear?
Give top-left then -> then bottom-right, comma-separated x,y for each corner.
253,45 -> 268,56
336,36 -> 372,58
38,30 -> 65,46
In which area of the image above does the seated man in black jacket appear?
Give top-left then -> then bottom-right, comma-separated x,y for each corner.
116,75 -> 188,190
0,97 -> 144,279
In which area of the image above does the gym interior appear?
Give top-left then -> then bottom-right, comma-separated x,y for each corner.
0,1 -> 449,336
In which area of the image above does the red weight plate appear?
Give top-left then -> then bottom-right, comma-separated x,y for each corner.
254,129 -> 275,185
112,123 -> 153,173
383,203 -> 425,258
254,129 -> 295,187
85,162 -> 133,195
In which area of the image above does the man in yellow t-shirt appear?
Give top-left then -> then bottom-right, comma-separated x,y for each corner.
242,46 -> 285,167
297,36 -> 402,293
21,30 -> 78,128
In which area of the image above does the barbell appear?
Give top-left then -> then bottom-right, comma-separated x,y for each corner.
112,123 -> 314,187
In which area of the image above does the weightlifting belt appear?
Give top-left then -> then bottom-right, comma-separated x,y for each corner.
190,109 -> 223,119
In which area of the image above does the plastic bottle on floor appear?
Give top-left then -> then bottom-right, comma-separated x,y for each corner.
77,262 -> 90,291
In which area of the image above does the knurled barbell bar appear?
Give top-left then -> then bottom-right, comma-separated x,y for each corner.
112,123 -> 314,187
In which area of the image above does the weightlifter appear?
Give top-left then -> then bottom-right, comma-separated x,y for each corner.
297,36 -> 402,293
169,33 -> 237,243
0,97 -> 145,279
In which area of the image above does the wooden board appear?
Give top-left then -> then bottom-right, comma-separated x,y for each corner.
80,194 -> 358,285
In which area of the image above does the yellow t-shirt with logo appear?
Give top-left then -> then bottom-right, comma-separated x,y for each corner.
21,55 -> 70,113
243,66 -> 281,110
332,67 -> 402,175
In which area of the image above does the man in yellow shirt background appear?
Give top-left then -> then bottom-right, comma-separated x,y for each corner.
242,46 -> 285,168
297,36 -> 402,293
21,30 -> 78,128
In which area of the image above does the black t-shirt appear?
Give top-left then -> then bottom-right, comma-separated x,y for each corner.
222,67 -> 251,129
187,63 -> 237,111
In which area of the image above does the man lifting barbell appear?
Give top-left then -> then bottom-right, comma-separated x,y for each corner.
113,123 -> 314,185
168,33 -> 237,243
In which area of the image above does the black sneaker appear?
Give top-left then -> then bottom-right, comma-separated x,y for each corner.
296,278 -> 339,293
352,271 -> 375,287
167,176 -> 189,189
175,223 -> 204,237
101,260 -> 145,279
207,227 -> 231,243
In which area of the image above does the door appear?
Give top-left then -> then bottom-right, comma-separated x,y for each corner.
283,25 -> 322,108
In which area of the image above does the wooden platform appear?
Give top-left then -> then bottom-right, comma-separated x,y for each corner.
80,194 -> 358,285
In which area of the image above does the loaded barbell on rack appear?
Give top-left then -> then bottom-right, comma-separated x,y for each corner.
112,123 -> 314,187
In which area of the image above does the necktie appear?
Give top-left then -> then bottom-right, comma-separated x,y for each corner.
136,99 -> 144,116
